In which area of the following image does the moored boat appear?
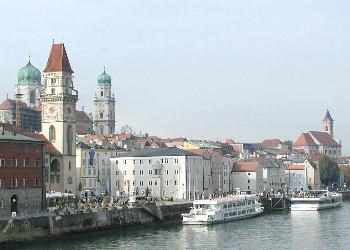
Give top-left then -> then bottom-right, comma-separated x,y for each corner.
182,194 -> 264,225
290,190 -> 342,211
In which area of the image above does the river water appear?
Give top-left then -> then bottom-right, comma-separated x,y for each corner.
15,202 -> 350,250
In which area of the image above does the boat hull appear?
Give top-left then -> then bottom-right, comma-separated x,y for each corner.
182,210 -> 263,225
291,201 -> 342,211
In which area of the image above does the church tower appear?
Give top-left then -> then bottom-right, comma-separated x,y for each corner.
323,110 -> 334,138
93,68 -> 115,135
16,59 -> 41,108
41,43 -> 78,193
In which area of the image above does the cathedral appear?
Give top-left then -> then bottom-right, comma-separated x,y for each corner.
293,110 -> 341,157
0,42 -> 117,194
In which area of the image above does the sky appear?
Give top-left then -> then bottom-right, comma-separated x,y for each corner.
1,1 -> 350,152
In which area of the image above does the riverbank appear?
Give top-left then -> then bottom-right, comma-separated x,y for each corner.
0,201 -> 192,245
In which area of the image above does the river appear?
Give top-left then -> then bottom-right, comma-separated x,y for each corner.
13,202 -> 350,250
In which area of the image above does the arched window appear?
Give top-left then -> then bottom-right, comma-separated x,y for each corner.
49,125 -> 56,142
67,125 -> 73,154
67,177 -> 73,184
30,90 -> 36,104
50,159 -> 60,184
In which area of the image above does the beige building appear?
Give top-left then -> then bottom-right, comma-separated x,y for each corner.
41,43 -> 78,194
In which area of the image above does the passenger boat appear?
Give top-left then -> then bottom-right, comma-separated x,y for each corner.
182,194 -> 264,225
290,190 -> 342,211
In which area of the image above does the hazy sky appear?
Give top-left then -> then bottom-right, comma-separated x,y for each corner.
1,1 -> 350,152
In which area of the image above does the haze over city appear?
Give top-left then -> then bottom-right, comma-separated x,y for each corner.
1,1 -> 350,152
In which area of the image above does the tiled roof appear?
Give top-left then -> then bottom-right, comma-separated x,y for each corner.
0,98 -> 27,110
233,160 -> 258,172
21,132 -> 61,156
44,43 -> 73,73
261,138 -> 282,148
116,147 -> 196,158
76,110 -> 91,122
288,163 -> 305,171
294,133 -> 317,146
0,130 -> 42,143
309,131 -> 339,146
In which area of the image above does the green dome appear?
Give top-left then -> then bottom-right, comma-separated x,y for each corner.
97,69 -> 111,85
17,61 -> 41,85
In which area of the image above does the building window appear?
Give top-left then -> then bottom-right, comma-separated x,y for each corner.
68,161 -> 71,171
248,186 -> 250,190
123,170 -> 127,175
99,112 -> 103,119
133,170 -> 135,175
115,160 -> 118,165
248,173 -> 251,176
149,169 -> 152,175
166,180 -> 169,186
51,88 -> 55,95
248,180 -> 250,183
149,160 -> 152,164
154,181 -> 157,186
30,90 -> 36,104
49,125 -> 56,142
67,125 -> 73,154
174,180 -> 177,185
101,91 -> 104,97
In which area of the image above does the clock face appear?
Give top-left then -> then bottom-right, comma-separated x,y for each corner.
49,106 -> 56,114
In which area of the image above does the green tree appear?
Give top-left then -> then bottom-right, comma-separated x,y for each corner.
319,155 -> 339,186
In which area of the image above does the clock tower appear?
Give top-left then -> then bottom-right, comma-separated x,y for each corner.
41,43 -> 78,193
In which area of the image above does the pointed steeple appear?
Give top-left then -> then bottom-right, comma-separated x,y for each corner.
44,43 -> 73,73
323,109 -> 334,122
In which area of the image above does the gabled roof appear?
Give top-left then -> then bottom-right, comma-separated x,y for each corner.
116,147 -> 196,158
294,133 -> 317,147
288,163 -> 305,171
261,138 -> 282,148
76,110 -> 91,122
309,131 -> 339,146
44,43 -> 73,73
0,98 -> 27,110
232,160 -> 258,172
323,110 -> 334,121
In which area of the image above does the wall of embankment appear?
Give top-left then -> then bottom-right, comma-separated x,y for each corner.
0,202 -> 192,244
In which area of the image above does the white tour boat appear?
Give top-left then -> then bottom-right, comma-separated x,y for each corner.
182,194 -> 264,225
290,190 -> 342,211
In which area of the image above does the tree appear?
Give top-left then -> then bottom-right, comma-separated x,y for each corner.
319,155 -> 339,186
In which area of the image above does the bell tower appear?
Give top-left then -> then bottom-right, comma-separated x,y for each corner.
41,43 -> 78,193
93,68 -> 115,135
323,109 -> 334,138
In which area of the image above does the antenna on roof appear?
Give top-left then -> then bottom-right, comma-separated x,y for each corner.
28,54 -> 31,63
103,65 -> 106,73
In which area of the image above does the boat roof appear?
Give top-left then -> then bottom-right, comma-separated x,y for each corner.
193,195 -> 257,205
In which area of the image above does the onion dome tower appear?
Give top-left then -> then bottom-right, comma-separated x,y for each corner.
16,60 -> 42,108
93,68 -> 116,135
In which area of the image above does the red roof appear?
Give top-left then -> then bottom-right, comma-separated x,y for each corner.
294,133 -> 317,146
21,132 -> 61,156
44,43 -> 73,73
0,99 -> 27,110
309,131 -> 339,146
233,160 -> 258,172
262,138 -> 282,148
288,163 -> 305,170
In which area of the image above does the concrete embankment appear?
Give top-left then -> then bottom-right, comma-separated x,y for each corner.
0,201 -> 192,244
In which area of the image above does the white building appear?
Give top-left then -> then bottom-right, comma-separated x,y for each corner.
231,160 -> 257,193
111,148 -> 207,200
76,142 -> 116,195
93,69 -> 116,135
286,160 -> 320,192
231,158 -> 286,194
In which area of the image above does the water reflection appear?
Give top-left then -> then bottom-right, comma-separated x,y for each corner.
15,203 -> 350,250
